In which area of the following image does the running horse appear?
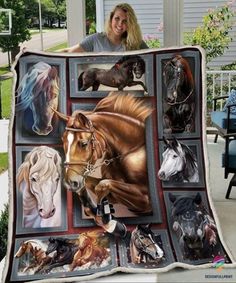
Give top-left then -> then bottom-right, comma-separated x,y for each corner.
169,192 -> 219,260
70,231 -> 109,270
158,136 -> 199,183
54,92 -> 153,231
162,55 -> 195,133
14,239 -> 52,274
129,224 -> 164,264
78,55 -> 147,92
16,146 -> 62,228
16,61 -> 59,135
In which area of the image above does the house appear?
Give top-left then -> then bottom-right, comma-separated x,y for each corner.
96,0 -> 236,68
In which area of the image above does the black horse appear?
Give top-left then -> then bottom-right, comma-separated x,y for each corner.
78,55 -> 147,92
39,237 -> 78,273
163,55 -> 195,133
169,193 -> 220,260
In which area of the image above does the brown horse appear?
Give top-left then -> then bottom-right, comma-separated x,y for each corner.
70,231 -> 109,270
14,240 -> 52,274
55,92 -> 153,218
163,55 -> 195,133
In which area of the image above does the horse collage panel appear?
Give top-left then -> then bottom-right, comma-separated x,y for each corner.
2,47 -> 234,283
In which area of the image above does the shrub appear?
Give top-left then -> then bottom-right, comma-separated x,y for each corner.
143,34 -> 161,48
0,204 -> 9,261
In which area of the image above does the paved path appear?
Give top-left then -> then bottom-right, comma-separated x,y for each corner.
0,29 -> 67,66
0,119 -> 9,153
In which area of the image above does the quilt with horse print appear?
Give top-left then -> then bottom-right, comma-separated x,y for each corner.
2,46 -> 235,282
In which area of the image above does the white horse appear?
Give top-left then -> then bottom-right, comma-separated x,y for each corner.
17,146 -> 62,228
158,137 -> 199,183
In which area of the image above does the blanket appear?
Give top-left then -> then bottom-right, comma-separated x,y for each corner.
2,46 -> 235,283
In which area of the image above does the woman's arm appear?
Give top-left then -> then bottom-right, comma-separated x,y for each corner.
59,44 -> 85,53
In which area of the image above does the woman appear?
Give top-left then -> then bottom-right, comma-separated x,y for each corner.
63,3 -> 148,52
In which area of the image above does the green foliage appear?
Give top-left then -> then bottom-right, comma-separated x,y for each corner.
0,0 -> 31,52
86,0 -> 96,21
0,203 -> 9,261
184,3 -> 236,63
143,35 -> 161,48
0,153 -> 8,173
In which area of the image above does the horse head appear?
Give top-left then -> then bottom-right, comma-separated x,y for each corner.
130,224 -> 164,263
115,55 -> 145,79
163,55 -> 194,105
53,109 -> 106,193
158,137 -> 199,182
16,62 -> 59,136
17,146 -> 62,220
14,241 -> 30,258
169,193 -> 212,255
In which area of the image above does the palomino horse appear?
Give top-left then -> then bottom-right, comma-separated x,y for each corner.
14,239 -> 52,274
130,224 -> 164,264
78,55 -> 147,92
16,146 -> 62,228
55,92 -> 153,220
169,193 -> 218,260
163,55 -> 195,133
158,137 -> 199,183
16,61 -> 59,135
70,231 -> 109,270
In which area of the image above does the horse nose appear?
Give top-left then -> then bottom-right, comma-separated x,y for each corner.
158,170 -> 165,180
39,207 -> 55,218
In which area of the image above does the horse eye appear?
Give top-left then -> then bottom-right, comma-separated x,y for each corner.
173,154 -> 178,158
30,177 -> 37,182
139,235 -> 145,240
79,140 -> 88,148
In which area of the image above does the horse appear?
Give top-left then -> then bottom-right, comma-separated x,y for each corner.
16,146 -> 62,228
169,192 -> 218,260
55,92 -> 153,222
16,61 -> 59,135
40,237 -> 79,273
158,136 -> 199,183
129,224 -> 164,264
78,55 -> 147,92
70,231 -> 109,271
162,55 -> 195,133
14,239 -> 52,274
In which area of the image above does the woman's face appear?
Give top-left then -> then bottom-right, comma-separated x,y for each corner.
111,8 -> 128,37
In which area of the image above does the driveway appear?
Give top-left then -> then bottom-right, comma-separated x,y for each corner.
0,29 -> 67,66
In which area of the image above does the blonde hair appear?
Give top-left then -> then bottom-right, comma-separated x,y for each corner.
105,3 -> 143,50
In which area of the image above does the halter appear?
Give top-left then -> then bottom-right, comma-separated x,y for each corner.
165,58 -> 194,106
133,230 -> 157,254
63,125 -> 122,193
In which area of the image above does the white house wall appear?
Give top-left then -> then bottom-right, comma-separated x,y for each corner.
101,0 -> 236,68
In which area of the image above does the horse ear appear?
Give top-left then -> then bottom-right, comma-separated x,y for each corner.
169,193 -> 176,203
172,136 -> 179,147
163,136 -> 169,145
77,113 -> 93,129
194,192 -> 202,205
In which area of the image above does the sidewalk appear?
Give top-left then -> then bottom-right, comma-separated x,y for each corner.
0,119 -> 9,153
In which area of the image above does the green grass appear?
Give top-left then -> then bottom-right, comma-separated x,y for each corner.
46,42 -> 67,52
0,66 -> 10,76
1,78 -> 12,119
0,153 -> 8,173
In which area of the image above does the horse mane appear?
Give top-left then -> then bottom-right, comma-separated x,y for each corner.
172,196 -> 202,217
16,146 -> 62,189
16,62 -> 59,112
93,92 -> 152,122
112,55 -> 144,68
24,239 -> 47,250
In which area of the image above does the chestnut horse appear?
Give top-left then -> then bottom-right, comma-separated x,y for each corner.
163,55 -> 195,133
70,231 -> 109,270
55,92 -> 153,221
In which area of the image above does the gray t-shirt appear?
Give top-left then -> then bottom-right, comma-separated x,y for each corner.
80,32 -> 148,52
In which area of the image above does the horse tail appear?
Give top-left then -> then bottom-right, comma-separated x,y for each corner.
78,72 -> 84,90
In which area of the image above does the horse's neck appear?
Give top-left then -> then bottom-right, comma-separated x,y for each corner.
21,181 -> 38,214
183,160 -> 199,182
81,244 -> 93,260
90,112 -> 145,153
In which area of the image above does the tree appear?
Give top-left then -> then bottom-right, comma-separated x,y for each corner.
184,2 -> 236,64
41,0 -> 66,27
0,0 -> 31,65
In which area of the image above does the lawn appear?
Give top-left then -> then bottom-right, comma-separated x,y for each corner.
1,78 -> 12,119
0,153 -> 8,173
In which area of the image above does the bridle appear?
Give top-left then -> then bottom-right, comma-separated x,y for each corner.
132,230 -> 157,255
164,58 -> 194,106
